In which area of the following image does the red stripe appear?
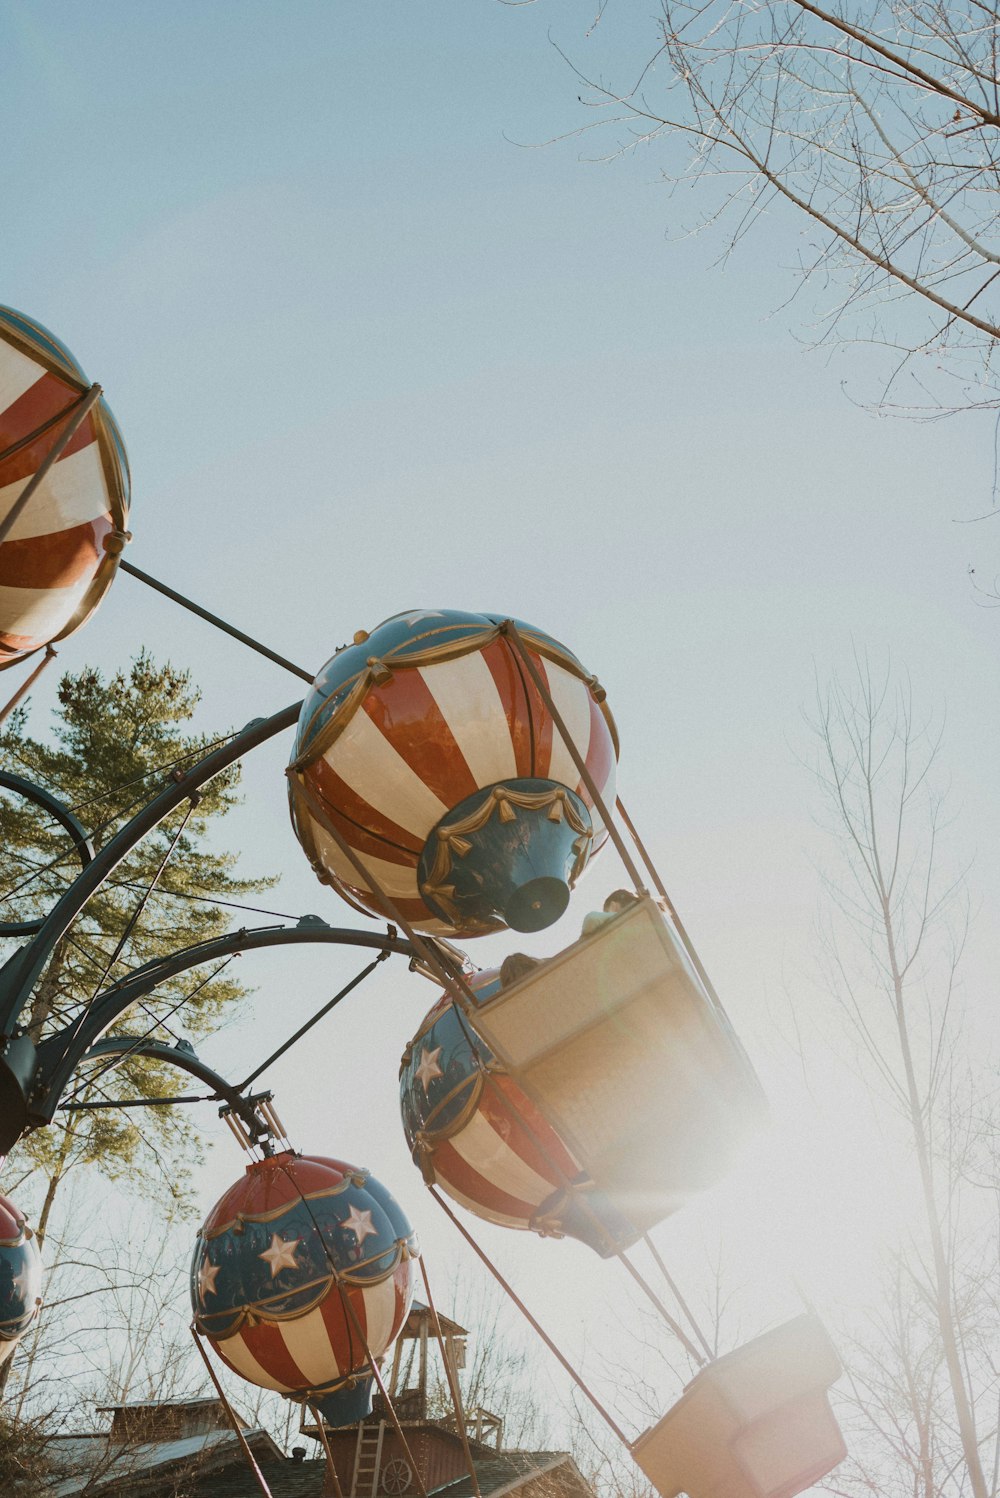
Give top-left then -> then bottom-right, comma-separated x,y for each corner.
0,371 -> 96,489
575,694 -> 616,813
434,1139 -> 540,1226
0,631 -> 46,657
482,1075 -> 579,1183
481,638 -> 534,778
363,668 -> 478,810
0,515 -> 110,590
527,651 -> 555,780
305,757 -> 423,859
228,1320 -> 308,1390
203,1154 -> 350,1236
319,1282 -> 362,1375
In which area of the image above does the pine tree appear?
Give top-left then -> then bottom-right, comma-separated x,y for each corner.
0,652 -> 275,1238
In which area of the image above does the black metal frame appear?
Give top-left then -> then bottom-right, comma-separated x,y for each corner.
0,700 -> 422,1155
0,770 -> 94,935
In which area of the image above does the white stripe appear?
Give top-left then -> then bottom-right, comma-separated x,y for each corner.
325,707 -> 448,839
418,655 -> 517,787
0,576 -> 91,639
0,442 -> 110,541
449,1110 -> 555,1206
360,1279 -> 397,1360
438,1176 -> 530,1233
308,823 -> 420,899
0,345 -> 44,417
545,666 -> 592,792
279,1306 -> 341,1389
217,1332 -> 295,1393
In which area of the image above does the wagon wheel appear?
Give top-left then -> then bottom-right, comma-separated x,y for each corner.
381,1458 -> 413,1494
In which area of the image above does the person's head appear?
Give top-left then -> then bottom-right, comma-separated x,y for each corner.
603,889 -> 637,914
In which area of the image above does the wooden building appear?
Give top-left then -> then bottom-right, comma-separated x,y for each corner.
44,1301 -> 594,1498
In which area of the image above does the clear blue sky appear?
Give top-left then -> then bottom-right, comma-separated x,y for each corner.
3,0 -> 999,1460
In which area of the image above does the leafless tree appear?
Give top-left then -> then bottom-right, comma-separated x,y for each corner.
519,0 -> 1000,415
806,658 -> 998,1497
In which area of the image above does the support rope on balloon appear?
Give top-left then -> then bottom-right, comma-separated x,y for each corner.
418,1254 -> 483,1498
190,1324 -> 275,1498
614,794 -> 732,1029
500,620 -> 647,898
503,619 -> 741,1037
119,558 -> 316,685
429,1186 -> 633,1453
289,771 -> 712,1367
0,645 -> 57,728
271,1155 -> 430,1498
641,1233 -> 714,1362
308,1401 -> 347,1498
336,1283 -> 430,1498
0,384 -> 104,550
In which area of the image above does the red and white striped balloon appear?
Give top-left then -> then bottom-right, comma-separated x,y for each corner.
191,1154 -> 416,1400
289,611 -> 618,937
400,975 -> 629,1256
0,306 -> 130,669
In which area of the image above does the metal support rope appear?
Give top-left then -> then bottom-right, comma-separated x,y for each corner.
120,560 -> 315,684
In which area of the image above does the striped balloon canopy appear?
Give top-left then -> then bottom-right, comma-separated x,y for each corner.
400,974 -> 634,1257
191,1154 -> 416,1424
288,610 -> 619,938
0,306 -> 130,669
0,1194 -> 42,1368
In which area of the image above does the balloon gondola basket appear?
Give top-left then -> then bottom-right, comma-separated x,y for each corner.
630,1314 -> 846,1498
466,895 -> 768,1242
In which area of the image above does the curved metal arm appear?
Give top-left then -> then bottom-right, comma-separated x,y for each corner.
67,1034 -> 252,1119
0,700 -> 302,1034
0,771 -> 95,937
30,920 -> 421,1126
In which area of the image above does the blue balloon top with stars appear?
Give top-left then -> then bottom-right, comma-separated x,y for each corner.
191,1154 -> 417,1402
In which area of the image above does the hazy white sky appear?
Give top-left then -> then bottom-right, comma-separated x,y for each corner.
3,0 -> 999,1466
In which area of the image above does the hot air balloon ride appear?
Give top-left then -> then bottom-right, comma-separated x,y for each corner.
400,970 -> 635,1256
631,1316 -> 847,1498
401,895 -> 769,1242
0,1194 -> 42,1368
191,1154 -> 416,1426
0,306 -> 130,668
288,610 -> 618,938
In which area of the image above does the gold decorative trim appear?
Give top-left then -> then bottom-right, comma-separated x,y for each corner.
195,1234 -> 416,1339
197,1272 -> 337,1335
421,785 -> 592,902
416,1071 -> 484,1143
289,770 -> 497,935
200,1174 -> 360,1241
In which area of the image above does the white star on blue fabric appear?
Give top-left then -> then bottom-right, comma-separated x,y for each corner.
342,1206 -> 377,1246
259,1234 -> 301,1278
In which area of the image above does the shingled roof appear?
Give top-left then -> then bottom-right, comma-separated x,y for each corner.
431,1451 -> 592,1498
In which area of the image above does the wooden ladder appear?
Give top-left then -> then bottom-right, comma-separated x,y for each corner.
351,1418 -> 385,1498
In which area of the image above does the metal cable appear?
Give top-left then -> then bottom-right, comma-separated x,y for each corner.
61,957 -> 235,1105
429,1186 -> 632,1451
238,953 -> 388,1090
